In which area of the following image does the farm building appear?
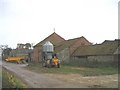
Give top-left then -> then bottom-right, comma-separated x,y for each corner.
32,32 -> 65,62
71,39 -> 120,67
9,43 -> 32,62
10,49 -> 32,60
32,32 -> 119,67
32,32 -> 92,63
55,36 -> 92,63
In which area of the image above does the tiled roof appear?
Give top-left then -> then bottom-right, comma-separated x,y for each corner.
73,39 -> 120,56
34,32 -> 65,47
55,37 -> 83,52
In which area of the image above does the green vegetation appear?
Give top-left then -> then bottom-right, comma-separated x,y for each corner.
2,68 -> 27,88
26,63 -> 118,76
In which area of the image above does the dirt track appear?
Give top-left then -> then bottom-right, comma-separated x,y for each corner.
2,61 -> 84,88
2,61 -> 118,88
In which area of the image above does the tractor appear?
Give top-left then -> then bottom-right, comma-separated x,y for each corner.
42,41 -> 60,68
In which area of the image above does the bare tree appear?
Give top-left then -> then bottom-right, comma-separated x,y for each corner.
25,43 -> 31,49
0,45 -> 12,60
0,45 -> 8,50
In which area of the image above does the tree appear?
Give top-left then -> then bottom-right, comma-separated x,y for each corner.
0,45 -> 8,50
25,43 -> 31,49
0,45 -> 12,60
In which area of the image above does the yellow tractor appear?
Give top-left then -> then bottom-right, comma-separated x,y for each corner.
52,55 -> 60,67
42,41 -> 60,68
42,53 -> 60,68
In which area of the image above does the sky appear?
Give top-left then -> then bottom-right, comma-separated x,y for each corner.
0,0 -> 119,48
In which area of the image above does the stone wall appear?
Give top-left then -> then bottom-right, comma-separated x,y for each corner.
70,56 -> 87,66
87,55 -> 114,62
70,55 -> 117,67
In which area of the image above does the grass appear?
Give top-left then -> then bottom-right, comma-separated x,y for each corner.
26,63 -> 118,76
2,68 -> 27,88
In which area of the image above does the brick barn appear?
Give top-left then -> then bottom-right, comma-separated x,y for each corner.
71,39 -> 120,67
32,32 -> 65,62
55,36 -> 92,63
32,32 -> 91,63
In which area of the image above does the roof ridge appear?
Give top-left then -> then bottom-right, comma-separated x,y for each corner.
67,36 -> 91,44
34,32 -> 65,47
67,36 -> 82,41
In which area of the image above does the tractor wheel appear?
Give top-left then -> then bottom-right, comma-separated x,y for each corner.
57,63 -> 60,68
47,60 -> 51,68
42,61 -> 46,67
48,64 -> 52,68
42,63 -> 45,67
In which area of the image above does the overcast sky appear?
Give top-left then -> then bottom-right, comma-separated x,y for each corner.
0,0 -> 119,48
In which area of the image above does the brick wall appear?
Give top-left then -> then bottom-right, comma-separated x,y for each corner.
32,33 -> 65,62
70,37 -> 91,54
32,46 -> 40,62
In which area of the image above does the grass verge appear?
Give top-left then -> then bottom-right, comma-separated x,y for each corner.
26,63 -> 118,76
2,67 -> 27,88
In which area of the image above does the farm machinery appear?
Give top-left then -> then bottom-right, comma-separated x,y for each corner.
42,41 -> 60,68
5,57 -> 27,64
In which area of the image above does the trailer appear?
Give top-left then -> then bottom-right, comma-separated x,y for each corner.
5,57 -> 24,61
5,57 -> 27,64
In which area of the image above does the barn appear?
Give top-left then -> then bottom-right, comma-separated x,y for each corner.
55,36 -> 92,64
71,39 -> 120,67
32,32 -> 91,63
32,32 -> 65,62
